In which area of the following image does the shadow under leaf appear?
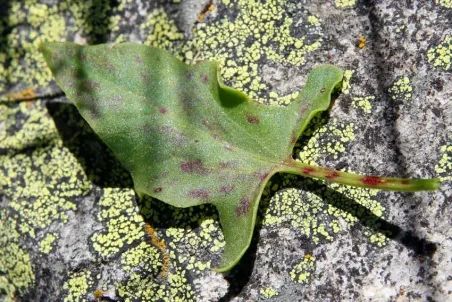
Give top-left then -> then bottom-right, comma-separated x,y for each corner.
46,101 -> 133,189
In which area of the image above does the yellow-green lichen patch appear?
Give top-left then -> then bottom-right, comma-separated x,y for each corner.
435,0 -> 452,8
326,183 -> 388,246
334,0 -> 357,9
264,189 -> 337,244
341,69 -> 355,95
388,76 -> 413,101
90,188 -> 145,258
435,145 -> 452,181
427,35 -> 452,70
0,101 -> 92,238
351,96 -> 374,114
260,286 -> 278,298
39,232 -> 58,254
142,0 -> 324,105
0,2 -> 66,92
298,118 -> 356,164
290,255 -> 316,284
58,0 -> 124,42
0,210 -> 35,301
0,0 -> 130,93
139,197 -> 223,275
117,268 -> 196,302
141,8 -> 185,50
63,270 -> 93,302
121,241 -> 162,274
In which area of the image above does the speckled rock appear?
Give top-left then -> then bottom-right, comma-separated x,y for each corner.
0,1 -> 451,301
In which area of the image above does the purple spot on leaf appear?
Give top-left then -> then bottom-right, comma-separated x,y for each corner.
180,160 -> 210,174
246,113 -> 260,124
201,73 -> 209,84
81,80 -> 101,93
219,185 -> 235,195
188,188 -> 210,200
154,187 -> 163,193
236,197 -> 251,217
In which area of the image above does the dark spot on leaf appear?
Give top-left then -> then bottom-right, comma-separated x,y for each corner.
159,107 -> 168,114
401,180 -> 409,185
180,160 -> 210,174
236,197 -> 251,217
302,167 -> 316,175
320,87 -> 326,93
219,186 -> 235,194
254,171 -> 269,181
202,119 -> 214,130
188,188 -> 210,200
224,144 -> 234,151
81,80 -> 101,93
291,137 -> 298,144
361,176 -> 384,186
158,126 -> 186,145
219,161 -> 237,169
154,187 -> 163,193
186,71 -> 193,80
212,133 -> 220,140
246,114 -> 260,124
300,107 -> 308,114
141,71 -> 149,83
201,73 -> 209,84
81,96 -> 101,118
135,55 -> 143,64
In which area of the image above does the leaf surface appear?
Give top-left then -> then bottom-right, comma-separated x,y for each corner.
40,42 -> 439,272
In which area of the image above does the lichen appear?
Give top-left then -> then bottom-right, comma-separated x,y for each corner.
427,35 -> 452,70
334,0 -> 357,9
389,76 -> 413,101
90,188 -> 145,258
39,232 -> 58,254
63,271 -> 93,302
0,210 -> 35,301
352,96 -> 374,114
435,145 -> 452,181
141,0 -> 324,105
435,0 -> 452,8
290,255 -> 316,284
260,286 -> 278,298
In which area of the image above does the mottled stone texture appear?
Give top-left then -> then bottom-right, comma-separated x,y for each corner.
0,1 -> 451,301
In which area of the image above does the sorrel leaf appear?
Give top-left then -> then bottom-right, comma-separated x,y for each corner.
40,42 -> 440,272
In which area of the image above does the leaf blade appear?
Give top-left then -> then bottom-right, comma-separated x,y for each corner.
40,41 -> 343,271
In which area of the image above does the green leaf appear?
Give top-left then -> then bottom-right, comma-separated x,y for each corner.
39,42 -> 440,272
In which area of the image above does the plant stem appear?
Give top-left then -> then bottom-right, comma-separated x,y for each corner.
283,160 -> 440,192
